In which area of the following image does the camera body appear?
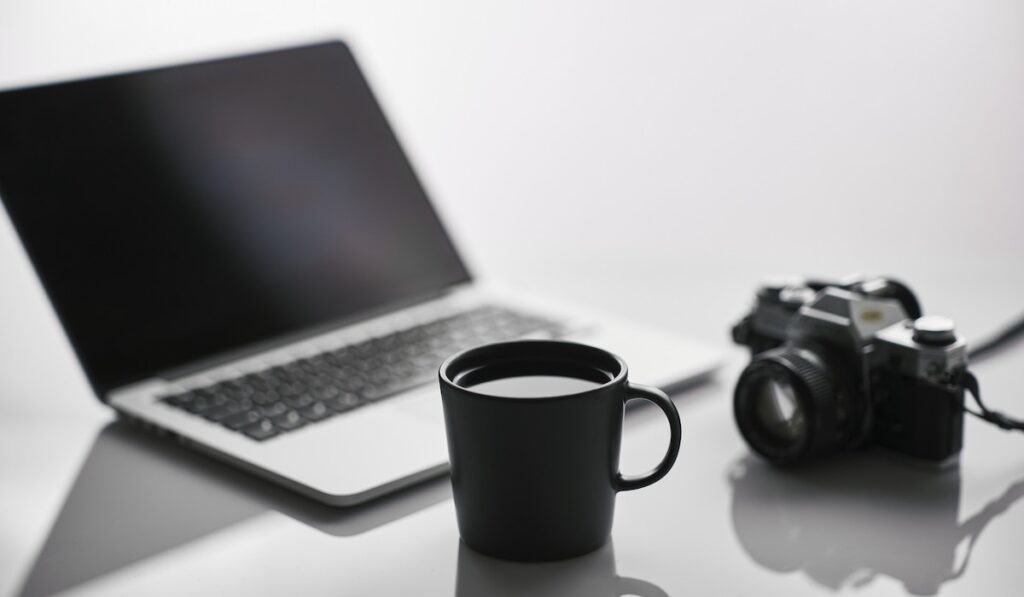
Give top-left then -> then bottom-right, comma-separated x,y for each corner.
732,276 -> 968,465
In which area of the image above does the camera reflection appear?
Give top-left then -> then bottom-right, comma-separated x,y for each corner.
728,453 -> 1024,595
455,540 -> 668,597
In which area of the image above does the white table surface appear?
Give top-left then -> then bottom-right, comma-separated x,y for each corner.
2,1 -> 1023,595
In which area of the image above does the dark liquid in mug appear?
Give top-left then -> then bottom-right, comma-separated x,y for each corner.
466,375 -> 603,398
456,358 -> 613,399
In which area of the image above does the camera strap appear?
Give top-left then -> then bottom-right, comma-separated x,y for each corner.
963,371 -> 1024,432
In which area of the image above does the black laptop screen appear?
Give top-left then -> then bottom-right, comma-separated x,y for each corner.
0,42 -> 470,394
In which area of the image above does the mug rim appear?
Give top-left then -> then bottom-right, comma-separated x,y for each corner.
438,339 -> 628,402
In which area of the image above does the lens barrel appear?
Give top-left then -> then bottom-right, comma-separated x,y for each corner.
734,346 -> 845,465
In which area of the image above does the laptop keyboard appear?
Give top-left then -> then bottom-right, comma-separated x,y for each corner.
159,305 -> 564,441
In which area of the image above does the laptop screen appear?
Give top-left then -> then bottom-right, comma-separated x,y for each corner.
0,41 -> 470,395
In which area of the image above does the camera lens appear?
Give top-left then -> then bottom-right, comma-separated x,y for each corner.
751,378 -> 806,444
734,346 -> 856,465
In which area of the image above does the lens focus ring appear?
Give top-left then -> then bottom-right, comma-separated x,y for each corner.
771,349 -> 832,411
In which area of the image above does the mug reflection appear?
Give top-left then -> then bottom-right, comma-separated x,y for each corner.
728,453 -> 1024,595
455,540 -> 668,597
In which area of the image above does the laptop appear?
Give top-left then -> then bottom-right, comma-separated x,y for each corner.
0,40 -> 720,506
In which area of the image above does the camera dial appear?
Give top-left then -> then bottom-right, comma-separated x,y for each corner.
912,316 -> 957,346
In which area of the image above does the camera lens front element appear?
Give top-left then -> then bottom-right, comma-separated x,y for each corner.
752,378 -> 806,444
734,347 -> 841,465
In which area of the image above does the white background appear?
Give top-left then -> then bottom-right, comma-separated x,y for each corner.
1,2 -> 1023,596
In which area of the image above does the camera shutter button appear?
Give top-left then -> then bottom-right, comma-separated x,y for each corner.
912,316 -> 956,345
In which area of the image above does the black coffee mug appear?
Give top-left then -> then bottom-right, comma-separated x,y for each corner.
439,340 -> 682,561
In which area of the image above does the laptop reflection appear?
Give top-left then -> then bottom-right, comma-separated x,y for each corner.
17,421 -> 451,597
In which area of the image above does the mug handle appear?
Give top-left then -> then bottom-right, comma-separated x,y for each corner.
614,383 -> 682,492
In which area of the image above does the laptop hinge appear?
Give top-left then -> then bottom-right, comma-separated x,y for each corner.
153,283 -> 475,384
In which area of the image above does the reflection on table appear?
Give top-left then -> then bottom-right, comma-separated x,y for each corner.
728,453 -> 1024,596
455,539 -> 668,597
18,421 -> 451,597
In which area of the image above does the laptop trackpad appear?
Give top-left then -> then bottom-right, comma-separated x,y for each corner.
259,387 -> 449,498
388,385 -> 447,424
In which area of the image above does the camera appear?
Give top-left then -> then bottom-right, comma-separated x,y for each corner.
731,275 -> 970,466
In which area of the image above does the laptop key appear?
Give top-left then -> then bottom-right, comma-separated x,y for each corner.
362,372 -> 433,402
207,393 -> 231,409
285,393 -> 315,410
251,391 -> 277,405
299,401 -> 333,422
369,368 -> 392,385
203,402 -> 241,422
273,410 -> 306,432
187,395 -> 212,414
325,393 -> 362,413
338,373 -> 366,392
259,401 -> 289,418
223,410 -> 262,431
165,391 -> 197,409
276,382 -> 304,398
243,419 -> 279,441
242,373 -> 268,388
313,385 -> 340,401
